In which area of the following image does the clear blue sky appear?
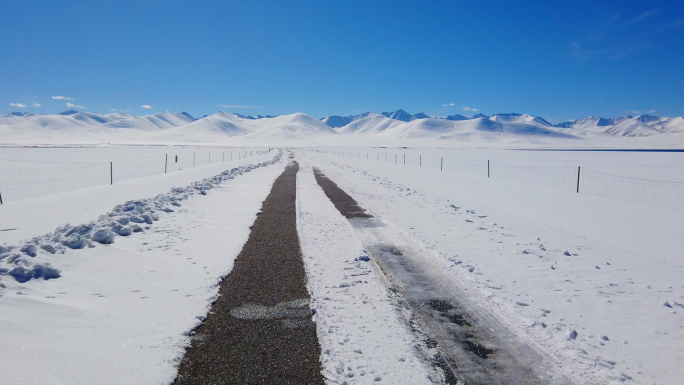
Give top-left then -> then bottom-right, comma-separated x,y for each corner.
2,0 -> 683,122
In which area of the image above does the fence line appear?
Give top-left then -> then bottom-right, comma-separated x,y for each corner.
0,148 -> 271,204
304,148 -> 684,210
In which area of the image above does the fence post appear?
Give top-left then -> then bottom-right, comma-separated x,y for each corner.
110,162 -> 113,185
165,154 -> 168,174
488,160 -> 490,178
420,155 -> 422,167
577,166 -> 581,193
441,157 -> 443,171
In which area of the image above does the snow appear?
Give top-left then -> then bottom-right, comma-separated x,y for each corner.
3,110 -> 684,147
0,152 -> 285,384
0,148 -> 273,239
1,110 -> 684,384
295,161 -> 435,384
300,148 -> 684,384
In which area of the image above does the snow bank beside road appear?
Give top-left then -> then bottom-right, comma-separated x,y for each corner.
0,151 -> 275,245
0,155 -> 285,385
0,152 -> 281,287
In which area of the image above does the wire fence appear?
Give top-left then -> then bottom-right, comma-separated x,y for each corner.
0,149 -> 271,204
305,149 -> 684,210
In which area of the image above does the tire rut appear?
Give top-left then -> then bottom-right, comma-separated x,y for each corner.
174,159 -> 324,385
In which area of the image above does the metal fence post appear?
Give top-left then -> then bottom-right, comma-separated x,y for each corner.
577,166 -> 581,193
165,154 -> 168,174
110,162 -> 113,185
420,155 -> 422,167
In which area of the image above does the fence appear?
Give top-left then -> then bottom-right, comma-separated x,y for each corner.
0,149 -> 271,204
305,149 -> 684,210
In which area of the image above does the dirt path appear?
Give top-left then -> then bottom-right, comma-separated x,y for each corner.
174,159 -> 324,385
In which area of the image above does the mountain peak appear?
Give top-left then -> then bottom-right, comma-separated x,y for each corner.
381,109 -> 414,122
6,111 -> 35,117
445,114 -> 468,121
180,112 -> 196,121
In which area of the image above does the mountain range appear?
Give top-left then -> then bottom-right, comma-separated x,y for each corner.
1,109 -> 683,145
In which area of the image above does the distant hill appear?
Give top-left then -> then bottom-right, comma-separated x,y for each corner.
1,108 -> 683,145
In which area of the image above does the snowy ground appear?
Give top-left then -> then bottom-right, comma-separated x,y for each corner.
0,152 -> 284,384
296,160 -> 436,384
299,149 -> 684,384
1,144 -> 682,384
0,146 -> 269,203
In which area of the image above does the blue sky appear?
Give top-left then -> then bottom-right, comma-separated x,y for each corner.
1,0 -> 683,122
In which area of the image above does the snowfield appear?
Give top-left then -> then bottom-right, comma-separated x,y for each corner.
0,151 -> 283,384
0,140 -> 682,384
298,149 -> 684,384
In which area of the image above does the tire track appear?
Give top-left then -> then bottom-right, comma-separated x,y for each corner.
174,159 -> 324,385
313,167 -> 568,385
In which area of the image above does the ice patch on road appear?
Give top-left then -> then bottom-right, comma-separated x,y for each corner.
0,152 -> 281,287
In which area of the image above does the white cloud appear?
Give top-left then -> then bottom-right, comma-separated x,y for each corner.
442,103 -> 455,107
66,102 -> 85,109
52,96 -> 75,100
646,109 -> 657,113
141,105 -> 152,109
220,104 -> 258,109
463,106 -> 479,112
33,102 -> 41,107
9,102 -> 27,108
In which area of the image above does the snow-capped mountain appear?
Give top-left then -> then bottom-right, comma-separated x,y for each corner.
555,115 -> 684,137
321,112 -> 375,128
335,113 -> 574,140
445,114 -> 469,121
381,109 -> 428,122
1,108 -> 683,145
